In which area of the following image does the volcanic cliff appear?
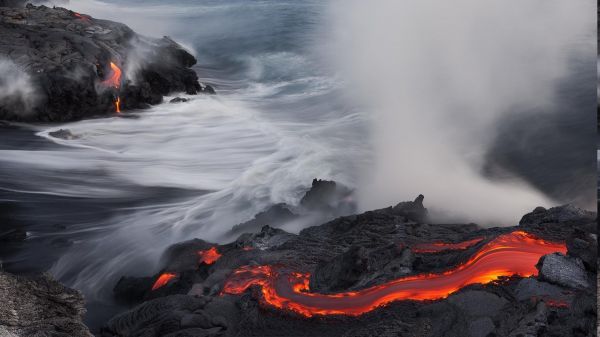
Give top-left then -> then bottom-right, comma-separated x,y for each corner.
0,4 -> 213,122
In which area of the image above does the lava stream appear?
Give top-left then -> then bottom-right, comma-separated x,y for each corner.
101,62 -> 123,112
412,237 -> 484,253
102,62 -> 122,88
221,231 -> 566,317
151,273 -> 177,291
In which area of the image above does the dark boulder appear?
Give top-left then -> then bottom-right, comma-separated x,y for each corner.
170,97 -> 189,104
48,128 -> 78,140
566,229 -> 597,271
536,253 -> 590,290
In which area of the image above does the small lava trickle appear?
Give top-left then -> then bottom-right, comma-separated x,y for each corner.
101,62 -> 123,113
221,231 -> 567,317
72,12 -> 91,22
198,247 -> 222,265
151,273 -> 177,291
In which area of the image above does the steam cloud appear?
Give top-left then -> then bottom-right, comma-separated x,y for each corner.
0,58 -> 39,116
330,0 -> 594,224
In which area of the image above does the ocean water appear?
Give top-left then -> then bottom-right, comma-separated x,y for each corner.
0,0 -> 594,330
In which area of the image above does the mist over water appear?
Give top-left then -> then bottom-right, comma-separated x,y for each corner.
330,0 -> 595,223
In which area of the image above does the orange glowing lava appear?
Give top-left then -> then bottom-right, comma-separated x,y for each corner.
412,237 -> 484,253
115,96 -> 121,113
102,62 -> 122,89
101,62 -> 122,112
198,247 -> 222,265
221,231 -> 566,317
73,12 -> 91,21
151,272 -> 177,291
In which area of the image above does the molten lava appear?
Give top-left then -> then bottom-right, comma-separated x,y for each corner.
101,62 -> 123,112
151,272 -> 177,291
221,231 -> 566,317
545,299 -> 569,308
412,237 -> 484,253
102,62 -> 122,89
73,12 -> 91,22
198,247 -> 222,265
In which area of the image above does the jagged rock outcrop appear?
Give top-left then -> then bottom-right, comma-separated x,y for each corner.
230,178 -> 355,235
0,271 -> 93,337
0,4 -> 213,122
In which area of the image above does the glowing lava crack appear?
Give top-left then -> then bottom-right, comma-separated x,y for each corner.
221,231 -> 566,317
101,62 -> 123,112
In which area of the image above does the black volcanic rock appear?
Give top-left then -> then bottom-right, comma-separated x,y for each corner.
230,203 -> 298,235
229,179 -> 356,236
0,5 -> 212,122
300,179 -> 352,212
0,271 -> 92,336
102,295 -> 233,337
170,97 -> 189,104
391,194 -> 428,222
536,253 -> 590,290
104,196 -> 597,337
310,243 -> 414,293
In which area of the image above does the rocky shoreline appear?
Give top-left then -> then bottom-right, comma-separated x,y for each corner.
0,180 -> 597,337
98,195 -> 596,337
0,3 -> 213,122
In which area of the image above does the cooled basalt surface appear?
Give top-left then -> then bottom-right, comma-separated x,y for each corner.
104,198 -> 597,337
0,271 -> 93,337
0,4 -> 213,122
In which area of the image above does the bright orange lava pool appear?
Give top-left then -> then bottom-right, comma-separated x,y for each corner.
221,231 -> 566,317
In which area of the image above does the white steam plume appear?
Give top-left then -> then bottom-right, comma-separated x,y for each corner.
0,58 -> 40,116
329,0 -> 594,224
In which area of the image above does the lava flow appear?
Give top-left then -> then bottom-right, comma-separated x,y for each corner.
101,62 -> 123,112
221,231 -> 566,317
151,272 -> 177,291
412,237 -> 484,253
198,247 -> 222,265
73,12 -> 91,22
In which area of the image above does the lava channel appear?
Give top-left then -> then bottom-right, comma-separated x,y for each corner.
412,237 -> 484,253
221,231 -> 566,317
